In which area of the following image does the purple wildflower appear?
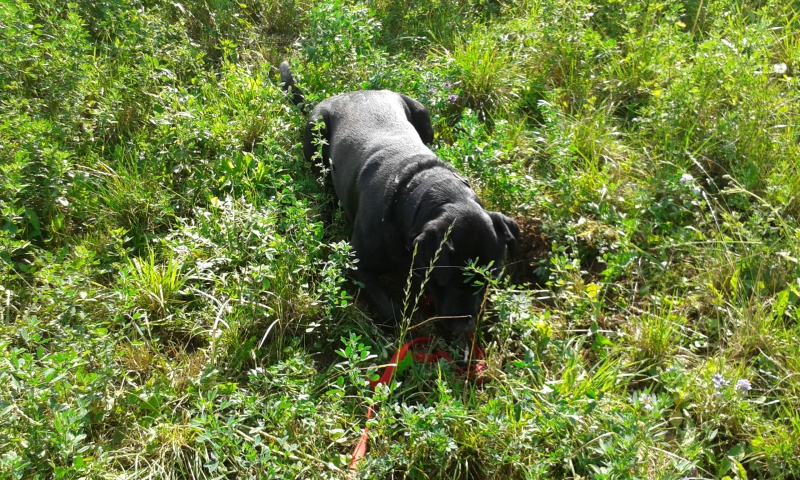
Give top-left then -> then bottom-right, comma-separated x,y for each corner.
712,373 -> 729,396
448,93 -> 459,104
735,378 -> 752,395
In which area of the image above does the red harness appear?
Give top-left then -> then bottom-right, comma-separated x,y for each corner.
348,334 -> 486,473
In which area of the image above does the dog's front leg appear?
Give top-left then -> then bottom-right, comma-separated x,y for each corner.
350,267 -> 404,323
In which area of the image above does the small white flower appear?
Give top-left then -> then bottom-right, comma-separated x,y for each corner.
679,173 -> 694,184
773,63 -> 788,75
635,393 -> 656,412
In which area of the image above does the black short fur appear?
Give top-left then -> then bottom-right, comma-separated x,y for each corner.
280,61 -> 519,333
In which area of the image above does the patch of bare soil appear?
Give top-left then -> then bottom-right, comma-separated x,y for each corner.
509,215 -> 551,286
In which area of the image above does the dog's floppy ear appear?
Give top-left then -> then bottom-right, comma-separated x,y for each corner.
400,94 -> 434,145
412,217 -> 454,283
489,212 -> 520,258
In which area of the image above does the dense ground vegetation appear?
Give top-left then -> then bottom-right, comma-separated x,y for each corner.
2,0 -> 800,478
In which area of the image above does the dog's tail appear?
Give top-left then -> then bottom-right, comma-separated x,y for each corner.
279,61 -> 305,107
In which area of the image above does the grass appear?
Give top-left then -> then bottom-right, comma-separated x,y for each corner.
1,0 -> 800,478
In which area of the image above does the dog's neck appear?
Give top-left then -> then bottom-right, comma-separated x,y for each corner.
406,170 -> 448,218
396,170 -> 480,250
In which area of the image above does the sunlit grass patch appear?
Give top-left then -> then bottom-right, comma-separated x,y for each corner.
92,158 -> 175,247
125,248 -> 189,320
435,27 -> 523,118
625,306 -> 687,368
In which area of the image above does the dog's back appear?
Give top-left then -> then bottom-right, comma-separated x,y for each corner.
317,91 -> 431,165
309,90 -> 437,224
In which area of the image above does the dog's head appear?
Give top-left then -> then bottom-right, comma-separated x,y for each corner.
413,209 -> 519,334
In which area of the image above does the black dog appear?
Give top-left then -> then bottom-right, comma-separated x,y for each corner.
281,62 -> 519,334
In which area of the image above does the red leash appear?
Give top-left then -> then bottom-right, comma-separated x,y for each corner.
348,334 -> 486,473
